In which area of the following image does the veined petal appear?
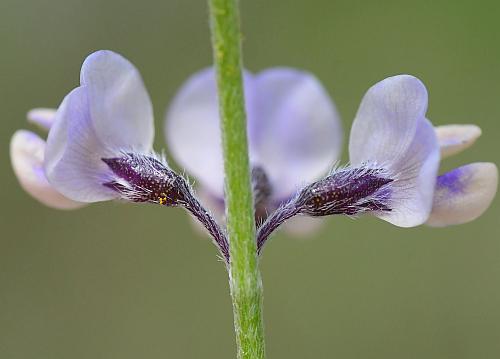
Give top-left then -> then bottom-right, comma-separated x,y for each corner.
45,87 -> 117,202
10,130 -> 85,209
349,75 -> 428,166
250,68 -> 342,200
426,163 -> 498,227
435,124 -> 481,159
349,76 -> 439,227
166,68 -> 254,197
45,51 -> 155,203
27,108 -> 57,130
80,50 -> 154,152
377,118 -> 440,227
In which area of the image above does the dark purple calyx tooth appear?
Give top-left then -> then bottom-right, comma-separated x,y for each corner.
102,153 -> 188,206
297,167 -> 394,217
251,166 -> 273,223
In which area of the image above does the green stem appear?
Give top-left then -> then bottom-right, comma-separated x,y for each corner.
208,0 -> 266,358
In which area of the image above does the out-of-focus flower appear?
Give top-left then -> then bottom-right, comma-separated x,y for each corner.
10,109 -> 85,209
166,67 -> 342,228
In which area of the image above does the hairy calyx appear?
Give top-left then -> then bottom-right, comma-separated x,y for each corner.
297,166 -> 393,216
102,153 -> 229,262
99,155 -> 394,258
102,153 -> 187,205
257,166 -> 394,252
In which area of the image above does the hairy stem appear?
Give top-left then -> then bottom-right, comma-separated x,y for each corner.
208,0 -> 266,358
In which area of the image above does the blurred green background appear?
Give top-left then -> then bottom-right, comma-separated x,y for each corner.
1,0 -> 499,358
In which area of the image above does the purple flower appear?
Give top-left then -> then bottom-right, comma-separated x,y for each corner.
10,50 -> 497,251
341,81 -> 497,227
345,75 -> 441,227
43,50 -> 156,202
38,51 -> 196,211
10,50 -> 230,260
256,75 -> 497,250
11,51 -> 175,208
311,75 -> 497,227
166,67 -> 342,228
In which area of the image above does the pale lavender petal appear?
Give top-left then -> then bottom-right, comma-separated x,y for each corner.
426,163 -> 498,227
80,50 -> 154,152
376,118 -> 440,227
45,51 -> 155,202
166,67 -> 341,201
10,130 -> 85,209
435,124 -> 481,159
27,108 -> 57,130
166,69 -> 222,196
45,87 -> 117,202
249,68 -> 342,199
349,75 -> 428,166
349,76 -> 439,227
166,68 -> 254,197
